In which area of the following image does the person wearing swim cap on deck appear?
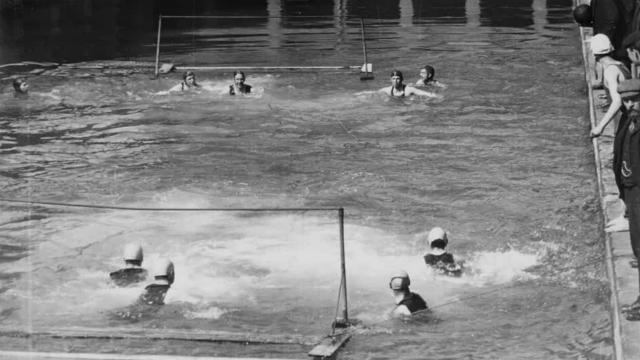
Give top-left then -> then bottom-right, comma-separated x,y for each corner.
380,70 -> 440,98
612,79 -> 640,321
138,258 -> 174,306
415,65 -> 446,88
110,244 -> 148,287
13,78 -> 29,98
590,34 -> 632,138
229,71 -> 252,95
423,227 -> 462,276
389,270 -> 428,317
169,71 -> 199,92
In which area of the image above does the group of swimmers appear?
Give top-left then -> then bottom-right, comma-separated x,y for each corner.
109,244 -> 174,306
168,70 -> 253,95
391,226 -> 462,316
161,64 -> 445,99
109,224 -> 461,317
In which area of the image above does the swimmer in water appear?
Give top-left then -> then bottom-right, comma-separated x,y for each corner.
13,78 -> 29,97
229,71 -> 252,95
423,227 -> 462,276
169,71 -> 200,92
380,70 -> 440,98
138,258 -> 174,306
389,270 -> 428,317
109,244 -> 148,287
415,65 -> 446,88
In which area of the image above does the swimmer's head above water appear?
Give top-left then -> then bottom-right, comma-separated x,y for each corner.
233,71 -> 246,86
183,71 -> 197,87
123,243 -> 143,267
13,78 -> 29,95
390,70 -> 404,85
152,258 -> 175,286
389,270 -> 410,291
420,66 -> 435,82
427,226 -> 448,250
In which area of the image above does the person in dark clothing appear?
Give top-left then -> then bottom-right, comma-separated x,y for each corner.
109,244 -> 148,287
389,270 -> 428,316
613,79 -> 640,320
138,258 -> 174,306
423,227 -> 462,276
574,0 -> 635,62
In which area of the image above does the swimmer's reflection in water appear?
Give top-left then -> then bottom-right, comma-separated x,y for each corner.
111,258 -> 174,321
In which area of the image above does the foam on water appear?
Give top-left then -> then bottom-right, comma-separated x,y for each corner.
0,190 -> 543,326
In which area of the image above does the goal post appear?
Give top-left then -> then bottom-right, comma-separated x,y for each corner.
153,14 -> 373,79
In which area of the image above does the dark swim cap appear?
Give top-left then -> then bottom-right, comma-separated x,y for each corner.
573,4 -> 593,27
390,70 -> 403,81
423,65 -> 435,80
13,78 -> 26,92
183,71 -> 196,80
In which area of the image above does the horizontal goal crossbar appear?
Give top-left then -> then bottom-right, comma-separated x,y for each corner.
177,66 -> 361,71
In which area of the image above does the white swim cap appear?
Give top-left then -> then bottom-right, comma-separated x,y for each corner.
590,34 -> 614,55
123,243 -> 143,262
427,227 -> 448,246
152,258 -> 175,285
389,270 -> 410,290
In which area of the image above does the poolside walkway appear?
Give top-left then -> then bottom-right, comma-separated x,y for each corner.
580,28 -> 640,360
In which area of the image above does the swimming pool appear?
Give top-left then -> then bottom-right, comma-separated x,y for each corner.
0,0 -> 612,358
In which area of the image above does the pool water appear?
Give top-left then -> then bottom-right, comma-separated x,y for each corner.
0,0 -> 612,359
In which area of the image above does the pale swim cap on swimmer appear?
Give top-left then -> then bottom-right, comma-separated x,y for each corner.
152,258 -> 175,285
427,227 -> 448,247
389,270 -> 410,291
123,243 -> 143,262
590,34 -> 614,55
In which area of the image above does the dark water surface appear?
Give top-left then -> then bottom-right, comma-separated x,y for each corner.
0,0 -> 612,359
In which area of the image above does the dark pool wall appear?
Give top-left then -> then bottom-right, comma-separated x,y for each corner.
0,0 -> 575,64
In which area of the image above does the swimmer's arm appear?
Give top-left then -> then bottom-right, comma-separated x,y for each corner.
167,83 -> 183,93
391,305 -> 412,317
407,86 -> 442,98
591,68 -> 623,137
433,81 -> 447,89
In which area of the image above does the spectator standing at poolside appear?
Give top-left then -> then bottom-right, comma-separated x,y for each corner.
612,79 -> 640,321
590,34 -> 632,138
